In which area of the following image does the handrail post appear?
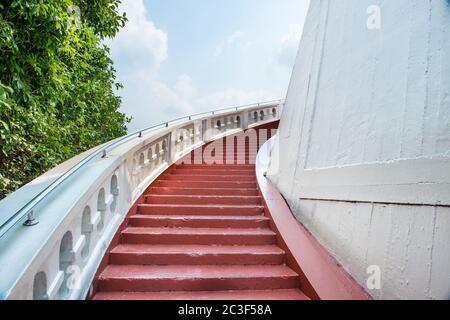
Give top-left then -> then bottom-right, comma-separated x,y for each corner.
23,210 -> 39,227
168,131 -> 175,164
242,109 -> 249,129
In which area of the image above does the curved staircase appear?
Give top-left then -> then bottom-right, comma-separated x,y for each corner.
92,128 -> 309,300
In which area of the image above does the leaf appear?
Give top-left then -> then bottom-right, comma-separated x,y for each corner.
0,83 -> 14,93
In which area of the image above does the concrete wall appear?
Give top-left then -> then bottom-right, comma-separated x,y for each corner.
268,0 -> 450,299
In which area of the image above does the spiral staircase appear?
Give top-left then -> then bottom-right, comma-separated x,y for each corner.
91,123 -> 308,300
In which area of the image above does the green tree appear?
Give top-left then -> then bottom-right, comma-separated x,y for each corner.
0,0 -> 130,199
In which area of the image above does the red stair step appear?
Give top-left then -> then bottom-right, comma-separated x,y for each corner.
93,289 -> 309,300
169,169 -> 255,176
97,265 -> 300,292
137,204 -> 264,216
148,187 -> 259,196
162,174 -> 256,182
175,164 -> 255,170
109,244 -> 285,265
156,180 -> 257,189
121,227 -> 276,245
145,195 -> 261,206
129,215 -> 270,228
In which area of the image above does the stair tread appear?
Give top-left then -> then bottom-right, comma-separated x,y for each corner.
146,195 -> 261,199
148,188 -> 259,196
112,244 -> 284,254
150,187 -> 258,191
139,204 -> 263,208
173,168 -> 255,171
176,164 -> 255,168
176,165 -> 255,168
157,180 -> 257,189
137,203 -> 264,216
164,174 -> 256,178
123,227 -> 275,235
100,265 -> 298,280
145,194 -> 262,205
130,215 -> 269,221
93,289 -> 309,300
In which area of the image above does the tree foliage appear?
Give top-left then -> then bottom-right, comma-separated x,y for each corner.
0,0 -> 130,199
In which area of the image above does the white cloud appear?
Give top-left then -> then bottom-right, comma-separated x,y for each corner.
278,24 -> 303,68
214,31 -> 244,57
108,0 -> 167,74
196,88 -> 279,110
175,74 -> 196,101
281,24 -> 303,45
227,31 -> 244,43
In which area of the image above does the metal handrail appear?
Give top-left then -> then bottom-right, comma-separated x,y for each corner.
0,99 -> 283,239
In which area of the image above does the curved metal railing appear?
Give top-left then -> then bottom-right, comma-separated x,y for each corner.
0,99 -> 283,239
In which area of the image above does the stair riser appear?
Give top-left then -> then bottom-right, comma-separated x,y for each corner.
109,253 -> 285,266
156,181 -> 257,189
145,196 -> 261,206
168,169 -> 255,176
184,150 -> 257,153
176,164 -> 257,168
148,188 -> 259,196
122,234 -> 276,245
162,175 -> 256,182
176,165 -> 254,170
98,276 -> 299,292
129,217 -> 269,228
183,157 -> 256,162
93,290 -> 309,301
138,205 -> 264,216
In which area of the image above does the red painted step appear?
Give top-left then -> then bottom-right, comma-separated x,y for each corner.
93,289 -> 310,300
97,265 -> 300,292
138,204 -> 264,216
121,227 -> 277,245
176,164 -> 255,170
129,215 -> 270,228
109,244 -> 285,265
168,168 -> 256,176
156,180 -> 257,189
145,195 -> 261,206
148,187 -> 259,196
162,174 -> 256,182
92,122 -> 307,300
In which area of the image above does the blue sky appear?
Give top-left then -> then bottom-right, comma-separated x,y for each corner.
109,0 -> 310,132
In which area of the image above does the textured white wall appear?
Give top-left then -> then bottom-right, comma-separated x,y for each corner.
268,0 -> 450,299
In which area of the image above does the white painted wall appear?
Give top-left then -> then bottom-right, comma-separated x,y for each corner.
268,0 -> 450,300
